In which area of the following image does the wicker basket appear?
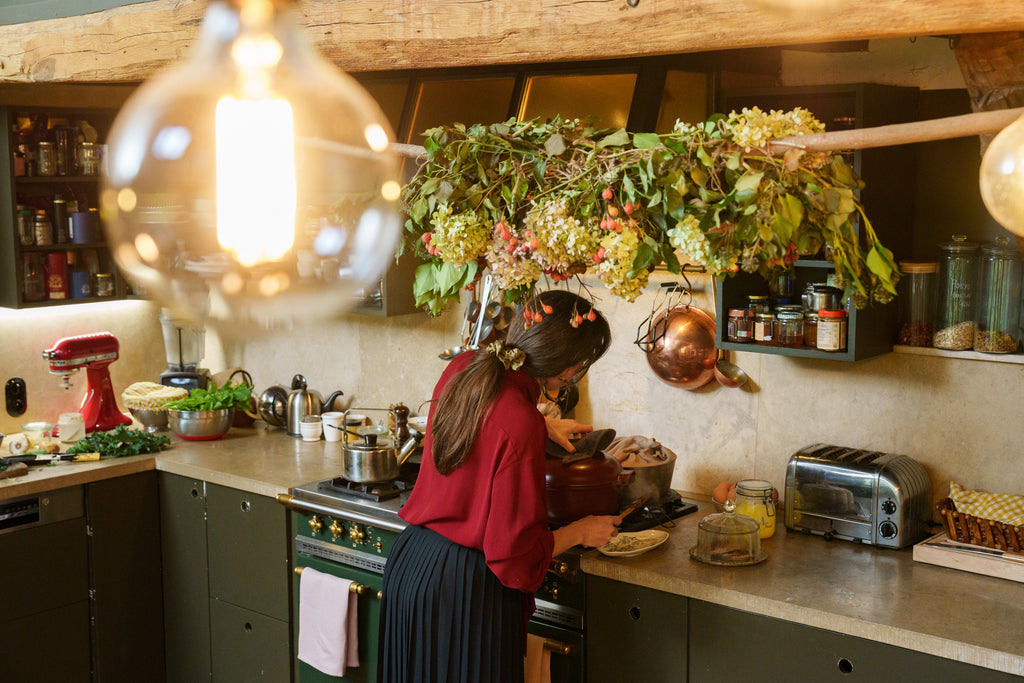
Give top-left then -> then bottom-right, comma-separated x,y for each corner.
936,498 -> 1024,552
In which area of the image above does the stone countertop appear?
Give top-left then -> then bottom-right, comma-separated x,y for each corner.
581,502 -> 1024,677
2,428 -> 1022,676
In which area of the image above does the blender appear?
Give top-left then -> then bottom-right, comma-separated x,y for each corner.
159,309 -> 211,391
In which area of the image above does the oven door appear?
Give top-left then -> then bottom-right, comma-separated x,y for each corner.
293,553 -> 383,682
527,617 -> 585,683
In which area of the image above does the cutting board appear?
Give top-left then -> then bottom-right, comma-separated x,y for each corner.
913,532 -> 1024,584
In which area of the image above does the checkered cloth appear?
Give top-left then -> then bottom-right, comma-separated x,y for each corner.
949,481 -> 1024,527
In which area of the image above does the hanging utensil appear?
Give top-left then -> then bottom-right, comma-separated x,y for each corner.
714,349 -> 750,388
439,282 -> 478,360
635,275 -> 693,353
469,273 -> 493,350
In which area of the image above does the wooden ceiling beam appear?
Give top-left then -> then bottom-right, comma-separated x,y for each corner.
0,0 -> 1022,84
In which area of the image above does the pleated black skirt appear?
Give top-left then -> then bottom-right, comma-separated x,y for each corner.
377,525 -> 525,683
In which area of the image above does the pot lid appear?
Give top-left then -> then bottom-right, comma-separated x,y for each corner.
346,432 -> 394,451
545,452 -> 622,487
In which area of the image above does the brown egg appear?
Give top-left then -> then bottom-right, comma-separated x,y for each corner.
712,481 -> 731,504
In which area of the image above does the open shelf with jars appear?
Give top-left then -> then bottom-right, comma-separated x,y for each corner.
0,104 -> 128,309
712,83 -> 919,362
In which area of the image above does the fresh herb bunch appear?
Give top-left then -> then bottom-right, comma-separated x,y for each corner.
399,109 -> 900,315
163,380 -> 252,412
67,426 -> 170,458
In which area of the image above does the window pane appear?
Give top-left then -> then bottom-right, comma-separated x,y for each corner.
361,79 -> 409,136
656,70 -> 709,133
406,77 -> 516,144
519,73 -> 637,130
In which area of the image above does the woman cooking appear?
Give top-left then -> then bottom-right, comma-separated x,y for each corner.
377,289 -> 620,683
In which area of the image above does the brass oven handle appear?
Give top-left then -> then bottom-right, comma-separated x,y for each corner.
294,566 -> 383,600
542,638 -> 576,657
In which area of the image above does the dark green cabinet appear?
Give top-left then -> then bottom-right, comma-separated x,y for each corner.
689,599 -> 1020,682
159,473 -> 292,682
0,472 -> 163,682
586,574 -> 689,682
87,471 -> 166,681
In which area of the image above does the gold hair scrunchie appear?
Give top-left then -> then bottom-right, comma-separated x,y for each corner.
486,340 -> 526,371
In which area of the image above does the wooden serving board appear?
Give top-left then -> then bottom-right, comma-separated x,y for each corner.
913,532 -> 1024,584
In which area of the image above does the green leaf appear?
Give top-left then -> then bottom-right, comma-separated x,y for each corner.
545,133 -> 566,156
734,171 -> 763,194
632,132 -> 662,149
696,146 -> 713,166
597,129 -> 631,148
866,246 -> 895,290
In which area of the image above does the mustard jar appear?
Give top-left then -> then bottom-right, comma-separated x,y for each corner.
733,479 -> 776,539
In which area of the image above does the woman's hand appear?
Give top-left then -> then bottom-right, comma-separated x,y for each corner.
544,417 -> 593,453
552,515 -> 621,555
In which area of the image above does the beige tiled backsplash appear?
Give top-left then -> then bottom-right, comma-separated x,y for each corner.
3,273 -> 1022,504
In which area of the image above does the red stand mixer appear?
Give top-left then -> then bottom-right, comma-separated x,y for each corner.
43,332 -> 132,433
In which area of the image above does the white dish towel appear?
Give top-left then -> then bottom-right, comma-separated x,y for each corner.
297,567 -> 360,676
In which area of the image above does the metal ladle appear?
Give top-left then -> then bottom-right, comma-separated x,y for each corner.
714,349 -> 749,388
439,285 -> 479,360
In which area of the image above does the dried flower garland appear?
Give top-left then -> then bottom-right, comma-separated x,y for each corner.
399,109 -> 900,315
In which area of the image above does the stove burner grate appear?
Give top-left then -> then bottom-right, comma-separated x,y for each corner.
321,477 -> 409,501
617,493 -> 699,533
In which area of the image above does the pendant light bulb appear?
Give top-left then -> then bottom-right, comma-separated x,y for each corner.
979,112 -> 1024,237
101,0 -> 402,334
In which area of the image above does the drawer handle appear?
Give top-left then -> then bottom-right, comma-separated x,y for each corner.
294,566 -> 382,599
542,638 -> 576,657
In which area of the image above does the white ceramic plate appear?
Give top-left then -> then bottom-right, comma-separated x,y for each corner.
409,416 -> 428,433
597,529 -> 670,557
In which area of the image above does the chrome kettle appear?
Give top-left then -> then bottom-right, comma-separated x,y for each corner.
286,374 -> 344,436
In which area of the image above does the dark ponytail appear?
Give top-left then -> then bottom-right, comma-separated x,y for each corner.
431,289 -> 610,474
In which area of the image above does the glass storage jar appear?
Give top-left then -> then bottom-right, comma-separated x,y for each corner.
974,237 -> 1022,353
37,141 -> 57,176
734,480 -> 776,539
817,309 -> 847,351
803,312 -> 818,348
934,235 -> 978,350
773,311 -> 804,347
748,295 -> 771,315
727,308 -> 755,343
753,313 -> 774,344
896,261 -> 937,347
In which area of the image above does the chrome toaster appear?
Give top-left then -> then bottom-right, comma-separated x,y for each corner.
784,443 -> 933,549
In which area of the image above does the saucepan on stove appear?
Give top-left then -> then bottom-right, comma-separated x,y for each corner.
340,408 -> 422,483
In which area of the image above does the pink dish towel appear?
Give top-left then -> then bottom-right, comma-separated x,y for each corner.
297,567 -> 360,676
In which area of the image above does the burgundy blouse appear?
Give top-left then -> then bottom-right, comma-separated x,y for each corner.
399,352 -> 555,593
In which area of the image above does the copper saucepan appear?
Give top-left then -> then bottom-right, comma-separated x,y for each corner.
644,305 -> 717,390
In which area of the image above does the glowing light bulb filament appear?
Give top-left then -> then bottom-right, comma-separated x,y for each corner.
216,96 -> 296,266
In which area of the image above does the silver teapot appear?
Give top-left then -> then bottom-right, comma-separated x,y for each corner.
286,374 -> 344,436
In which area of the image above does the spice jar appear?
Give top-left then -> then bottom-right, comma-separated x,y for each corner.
17,205 -> 34,246
37,141 -> 57,176
33,210 -> 53,246
803,312 -> 818,348
974,237 -> 1022,354
934,235 -> 978,350
754,313 -> 774,344
726,307 -> 754,343
21,253 -> 46,302
748,295 -> 771,315
734,480 -> 776,539
95,273 -> 115,297
78,141 -> 100,175
817,309 -> 848,351
773,311 -> 804,347
896,261 -> 937,347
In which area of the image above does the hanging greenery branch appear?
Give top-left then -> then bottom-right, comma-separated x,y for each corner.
398,108 -> 901,315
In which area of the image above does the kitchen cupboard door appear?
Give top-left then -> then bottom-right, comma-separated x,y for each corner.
206,482 -> 291,621
688,599 -> 1020,682
159,473 -> 212,683
586,575 -> 688,682
210,598 -> 292,683
86,471 -> 165,682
